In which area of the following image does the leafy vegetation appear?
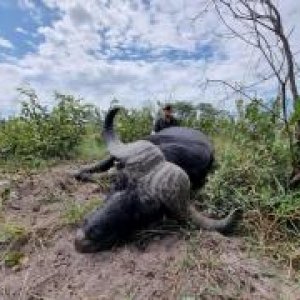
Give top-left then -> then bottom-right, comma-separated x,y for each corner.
198,100 -> 299,263
0,222 -> 27,253
3,251 -> 25,268
0,188 -> 28,268
77,124 -> 107,161
0,89 -> 100,167
116,107 -> 154,142
62,197 -> 104,226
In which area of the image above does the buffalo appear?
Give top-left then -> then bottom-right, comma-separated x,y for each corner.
74,107 -> 242,253
74,109 -> 215,190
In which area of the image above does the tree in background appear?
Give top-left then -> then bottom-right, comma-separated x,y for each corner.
202,0 -> 300,184
171,101 -> 197,120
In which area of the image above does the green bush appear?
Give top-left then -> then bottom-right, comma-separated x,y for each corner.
201,137 -> 291,211
0,90 -> 98,164
116,107 -> 153,142
198,100 -> 298,240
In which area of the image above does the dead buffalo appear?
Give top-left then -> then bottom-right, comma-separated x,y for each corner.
74,108 -> 241,253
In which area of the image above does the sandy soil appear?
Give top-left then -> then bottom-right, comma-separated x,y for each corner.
0,164 -> 299,300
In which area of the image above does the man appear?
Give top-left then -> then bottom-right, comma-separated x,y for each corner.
154,104 -> 179,133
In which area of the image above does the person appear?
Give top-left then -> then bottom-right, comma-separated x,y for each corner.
154,104 -> 179,133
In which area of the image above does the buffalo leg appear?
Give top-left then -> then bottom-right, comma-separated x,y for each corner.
73,156 -> 115,182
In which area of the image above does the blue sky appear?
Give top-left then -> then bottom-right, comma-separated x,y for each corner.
0,1 -> 60,59
0,0 -> 299,117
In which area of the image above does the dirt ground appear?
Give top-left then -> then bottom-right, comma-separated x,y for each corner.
0,164 -> 299,300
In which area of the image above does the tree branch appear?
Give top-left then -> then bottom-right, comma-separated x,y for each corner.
203,78 -> 286,121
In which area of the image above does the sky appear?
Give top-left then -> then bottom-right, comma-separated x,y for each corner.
0,0 -> 299,117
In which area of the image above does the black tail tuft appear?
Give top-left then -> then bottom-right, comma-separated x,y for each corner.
102,107 -> 122,145
103,107 -> 121,131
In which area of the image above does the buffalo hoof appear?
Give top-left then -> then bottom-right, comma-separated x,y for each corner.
71,171 -> 96,183
74,229 -> 101,253
222,208 -> 244,235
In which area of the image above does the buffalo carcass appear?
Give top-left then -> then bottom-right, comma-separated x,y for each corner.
74,108 -> 242,253
74,110 -> 215,190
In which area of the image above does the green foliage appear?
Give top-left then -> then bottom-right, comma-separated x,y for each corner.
0,223 -> 27,244
3,251 -> 25,268
171,101 -> 197,120
116,107 -> 153,142
201,137 -> 291,211
234,100 -> 278,144
77,124 -> 107,161
62,197 -> 103,226
0,89 -> 99,165
171,101 -> 233,136
0,222 -> 28,268
199,100 -> 298,240
289,98 -> 300,125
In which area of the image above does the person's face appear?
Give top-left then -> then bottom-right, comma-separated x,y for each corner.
163,108 -> 172,118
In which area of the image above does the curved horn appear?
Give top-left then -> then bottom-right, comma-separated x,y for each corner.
188,204 -> 243,234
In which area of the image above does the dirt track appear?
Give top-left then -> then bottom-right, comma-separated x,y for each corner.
0,165 -> 299,300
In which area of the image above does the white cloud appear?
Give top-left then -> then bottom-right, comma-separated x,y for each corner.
0,0 -> 299,116
16,27 -> 29,35
17,0 -> 36,10
0,64 -> 26,116
0,37 -> 14,49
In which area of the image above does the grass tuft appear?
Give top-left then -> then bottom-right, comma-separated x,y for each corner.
62,197 -> 103,226
0,223 -> 27,244
3,251 -> 25,268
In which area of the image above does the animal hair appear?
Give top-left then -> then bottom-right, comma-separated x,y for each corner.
109,169 -> 130,192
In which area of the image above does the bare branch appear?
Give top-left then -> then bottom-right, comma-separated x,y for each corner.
210,0 -> 299,171
212,0 -> 258,47
212,0 -> 298,103
203,78 -> 286,121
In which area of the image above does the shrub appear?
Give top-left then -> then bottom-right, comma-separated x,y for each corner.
116,107 -> 153,142
0,89 -> 98,165
198,100 -> 299,246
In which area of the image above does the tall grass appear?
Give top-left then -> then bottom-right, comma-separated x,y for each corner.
196,101 -> 300,265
